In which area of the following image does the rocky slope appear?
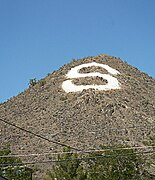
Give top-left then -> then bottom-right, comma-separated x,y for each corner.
0,54 -> 155,178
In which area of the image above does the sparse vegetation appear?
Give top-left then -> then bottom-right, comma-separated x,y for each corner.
71,58 -> 76,62
28,78 -> 38,87
1,55 -> 155,179
60,96 -> 67,101
45,146 -> 154,180
39,79 -> 46,87
142,99 -> 149,105
0,146 -> 32,179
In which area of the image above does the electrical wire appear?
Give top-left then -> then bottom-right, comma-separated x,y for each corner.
0,149 -> 155,167
0,118 -> 81,151
1,145 -> 155,158
1,117 -> 155,153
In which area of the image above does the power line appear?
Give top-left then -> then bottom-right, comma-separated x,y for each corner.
1,145 -> 155,158
0,150 -> 155,167
0,118 -> 81,151
1,117 -> 155,152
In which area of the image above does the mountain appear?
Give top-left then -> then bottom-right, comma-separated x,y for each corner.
0,54 -> 155,178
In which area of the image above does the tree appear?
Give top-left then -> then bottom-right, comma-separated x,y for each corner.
45,146 -> 155,180
45,147 -> 87,180
0,147 -> 32,180
28,78 -> 38,87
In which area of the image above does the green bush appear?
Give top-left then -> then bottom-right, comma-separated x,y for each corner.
0,147 -> 32,180
28,78 -> 38,87
39,79 -> 46,87
45,146 -> 154,180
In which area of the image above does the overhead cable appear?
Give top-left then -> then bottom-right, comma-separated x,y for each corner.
0,150 -> 155,167
0,118 -> 81,151
1,145 -> 155,158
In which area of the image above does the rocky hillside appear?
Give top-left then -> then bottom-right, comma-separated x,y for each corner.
0,54 -> 155,178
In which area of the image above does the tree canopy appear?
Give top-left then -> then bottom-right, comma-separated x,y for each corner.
45,146 -> 155,180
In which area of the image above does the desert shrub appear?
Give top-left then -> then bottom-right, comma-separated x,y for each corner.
45,146 -> 154,180
28,78 -> 38,87
39,79 -> 46,87
0,147 -> 32,180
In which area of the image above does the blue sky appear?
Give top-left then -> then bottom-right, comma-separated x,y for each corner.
0,0 -> 155,103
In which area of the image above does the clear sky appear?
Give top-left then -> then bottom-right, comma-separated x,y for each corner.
0,0 -> 155,103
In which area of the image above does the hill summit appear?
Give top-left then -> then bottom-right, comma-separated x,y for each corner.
0,54 -> 155,177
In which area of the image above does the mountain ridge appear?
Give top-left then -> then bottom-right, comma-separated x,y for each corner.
0,54 -> 155,178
